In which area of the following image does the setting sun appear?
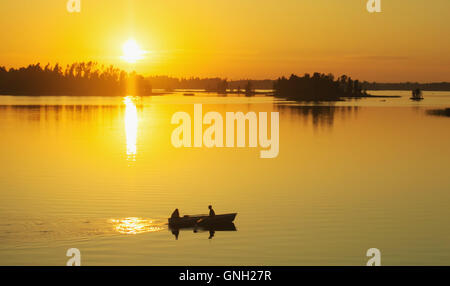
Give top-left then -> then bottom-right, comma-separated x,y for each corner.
121,39 -> 146,64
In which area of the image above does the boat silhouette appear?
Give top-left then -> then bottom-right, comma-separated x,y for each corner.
410,88 -> 424,101
168,213 -> 237,227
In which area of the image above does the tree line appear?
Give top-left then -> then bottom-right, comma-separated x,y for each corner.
146,76 -> 273,92
0,62 -> 151,95
2,62 -> 449,97
361,82 -> 450,91
0,63 -> 272,95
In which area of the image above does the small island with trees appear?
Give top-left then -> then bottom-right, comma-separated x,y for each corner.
273,73 -> 370,101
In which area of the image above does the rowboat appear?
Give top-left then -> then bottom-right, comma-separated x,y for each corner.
168,213 -> 237,227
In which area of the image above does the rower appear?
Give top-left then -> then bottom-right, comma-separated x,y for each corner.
171,208 -> 180,218
208,205 -> 215,216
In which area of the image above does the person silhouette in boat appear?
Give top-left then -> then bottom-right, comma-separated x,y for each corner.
171,208 -> 180,218
208,205 -> 215,216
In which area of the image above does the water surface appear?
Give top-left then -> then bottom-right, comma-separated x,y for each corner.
0,91 -> 449,265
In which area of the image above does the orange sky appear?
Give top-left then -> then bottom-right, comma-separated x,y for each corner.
0,0 -> 449,82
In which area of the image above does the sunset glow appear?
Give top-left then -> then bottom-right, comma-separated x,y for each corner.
121,39 -> 146,63
0,1 -> 448,81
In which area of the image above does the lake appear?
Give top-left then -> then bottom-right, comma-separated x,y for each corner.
0,90 -> 449,265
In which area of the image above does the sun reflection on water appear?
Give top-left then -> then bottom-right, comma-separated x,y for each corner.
110,217 -> 164,235
123,96 -> 139,161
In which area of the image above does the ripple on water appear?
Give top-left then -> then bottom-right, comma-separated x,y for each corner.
0,216 -> 167,248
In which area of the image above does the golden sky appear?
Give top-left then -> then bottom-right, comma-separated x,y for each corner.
0,0 -> 449,82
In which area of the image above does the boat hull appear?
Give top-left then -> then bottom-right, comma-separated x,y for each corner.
168,213 -> 237,227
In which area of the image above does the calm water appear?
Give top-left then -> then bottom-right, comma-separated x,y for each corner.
0,91 -> 450,265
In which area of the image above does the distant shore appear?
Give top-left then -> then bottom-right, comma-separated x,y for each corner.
0,90 -> 421,98
2,63 -> 450,99
349,94 -> 401,98
0,91 -> 170,96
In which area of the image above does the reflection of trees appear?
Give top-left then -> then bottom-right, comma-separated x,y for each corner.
427,108 -> 450,117
0,104 -> 145,161
277,105 -> 359,129
0,105 -> 133,123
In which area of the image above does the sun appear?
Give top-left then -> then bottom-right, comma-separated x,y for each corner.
121,39 -> 146,63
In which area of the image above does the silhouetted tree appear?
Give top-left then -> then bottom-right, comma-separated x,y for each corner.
0,62 -> 152,96
245,81 -> 253,96
217,79 -> 228,93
